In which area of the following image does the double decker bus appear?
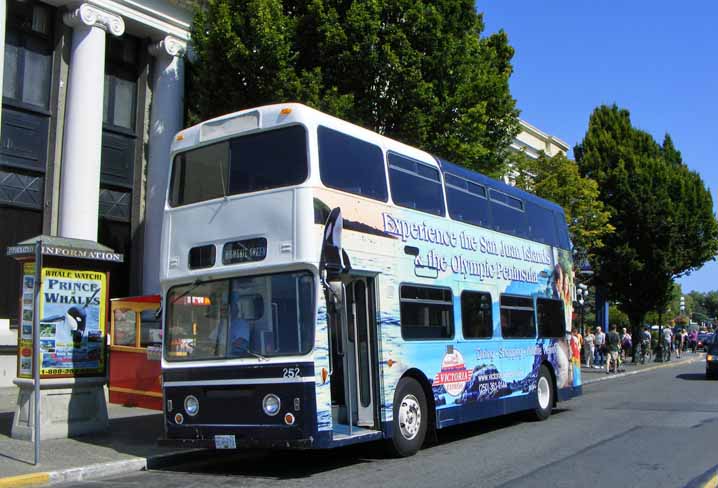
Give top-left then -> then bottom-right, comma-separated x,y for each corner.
160,104 -> 581,456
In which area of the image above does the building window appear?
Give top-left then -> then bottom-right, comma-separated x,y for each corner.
3,1 -> 52,111
500,295 -> 536,339
103,37 -> 138,132
461,291 -> 493,339
400,285 -> 453,340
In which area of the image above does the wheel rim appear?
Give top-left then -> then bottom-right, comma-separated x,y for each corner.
398,394 -> 422,440
537,376 -> 550,410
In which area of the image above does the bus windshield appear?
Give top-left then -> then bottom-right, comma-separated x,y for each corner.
169,124 -> 307,207
164,271 -> 315,361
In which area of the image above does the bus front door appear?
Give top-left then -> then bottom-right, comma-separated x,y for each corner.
345,278 -> 376,428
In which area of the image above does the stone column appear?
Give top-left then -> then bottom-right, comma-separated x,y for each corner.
0,0 -> 6,132
143,36 -> 186,294
58,4 -> 124,241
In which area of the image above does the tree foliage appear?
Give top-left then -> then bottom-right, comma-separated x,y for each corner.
510,151 -> 614,269
189,0 -> 520,176
574,105 -> 718,335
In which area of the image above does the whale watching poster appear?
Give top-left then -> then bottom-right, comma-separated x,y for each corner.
18,266 -> 107,378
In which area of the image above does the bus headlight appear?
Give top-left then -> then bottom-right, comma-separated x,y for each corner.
262,394 -> 281,416
184,395 -> 200,416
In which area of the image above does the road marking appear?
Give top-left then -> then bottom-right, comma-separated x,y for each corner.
0,472 -> 50,487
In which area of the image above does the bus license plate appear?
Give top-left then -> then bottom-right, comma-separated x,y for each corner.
214,435 -> 236,449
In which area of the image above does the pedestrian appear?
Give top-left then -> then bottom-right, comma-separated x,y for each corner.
606,324 -> 621,374
689,329 -> 698,353
675,329 -> 684,358
680,329 -> 688,355
661,326 -> 673,361
584,328 -> 596,368
595,326 -> 606,367
621,327 -> 632,361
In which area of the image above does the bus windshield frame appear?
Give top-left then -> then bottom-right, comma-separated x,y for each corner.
164,270 -> 315,362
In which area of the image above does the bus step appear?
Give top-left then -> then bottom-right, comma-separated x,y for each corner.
332,423 -> 381,441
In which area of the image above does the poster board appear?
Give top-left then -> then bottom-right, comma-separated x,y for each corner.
18,266 -> 108,378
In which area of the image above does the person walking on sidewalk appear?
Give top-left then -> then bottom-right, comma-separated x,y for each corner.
584,329 -> 596,368
621,328 -> 632,361
595,327 -> 606,367
606,324 -> 621,374
661,326 -> 673,361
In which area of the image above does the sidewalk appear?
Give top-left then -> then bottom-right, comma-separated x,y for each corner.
580,350 -> 704,385
0,387 -> 210,486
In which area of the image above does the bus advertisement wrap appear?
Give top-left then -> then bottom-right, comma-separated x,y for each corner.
313,189 -> 578,427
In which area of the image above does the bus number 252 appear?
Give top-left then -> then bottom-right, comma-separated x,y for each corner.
283,368 -> 301,378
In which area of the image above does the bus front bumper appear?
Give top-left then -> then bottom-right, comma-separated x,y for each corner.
162,423 -> 316,450
158,435 -> 314,450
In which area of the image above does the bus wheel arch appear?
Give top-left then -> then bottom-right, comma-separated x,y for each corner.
541,360 -> 558,408
387,370 -> 435,456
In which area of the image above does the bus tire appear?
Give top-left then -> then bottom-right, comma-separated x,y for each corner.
388,377 -> 427,457
532,365 -> 554,421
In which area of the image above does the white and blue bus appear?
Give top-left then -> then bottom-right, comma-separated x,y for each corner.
160,104 -> 581,456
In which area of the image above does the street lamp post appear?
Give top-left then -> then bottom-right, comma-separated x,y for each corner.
576,284 -> 589,336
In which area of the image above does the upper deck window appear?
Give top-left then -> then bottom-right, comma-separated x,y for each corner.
169,125 -> 308,207
445,173 -> 490,227
489,188 -> 528,238
388,153 -> 445,216
318,126 -> 388,201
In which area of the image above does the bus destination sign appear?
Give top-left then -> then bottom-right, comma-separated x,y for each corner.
222,238 -> 267,265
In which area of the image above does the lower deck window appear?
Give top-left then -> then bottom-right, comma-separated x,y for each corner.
500,295 -> 536,338
461,291 -> 493,339
400,285 -> 453,339
537,298 -> 565,338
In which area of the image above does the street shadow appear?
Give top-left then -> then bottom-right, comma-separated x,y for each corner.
676,373 -> 711,381
66,412 -> 181,459
161,446 -> 372,479
0,412 -> 13,437
159,409 -> 568,480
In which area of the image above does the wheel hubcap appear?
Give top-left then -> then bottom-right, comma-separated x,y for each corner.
398,394 -> 421,440
537,376 -> 550,410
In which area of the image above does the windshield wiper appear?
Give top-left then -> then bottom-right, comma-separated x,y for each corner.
170,279 -> 202,304
237,343 -> 268,362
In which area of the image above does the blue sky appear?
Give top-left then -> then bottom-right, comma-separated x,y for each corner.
480,1 -> 718,293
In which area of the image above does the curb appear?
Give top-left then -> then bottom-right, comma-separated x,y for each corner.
685,464 -> 718,488
582,355 -> 703,385
0,448 -> 213,487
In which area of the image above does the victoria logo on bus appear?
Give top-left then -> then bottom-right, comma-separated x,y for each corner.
222,238 -> 267,265
433,346 -> 472,396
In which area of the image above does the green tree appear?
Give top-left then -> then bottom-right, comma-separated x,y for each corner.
511,151 -> 614,269
574,105 -> 718,355
189,0 -> 520,176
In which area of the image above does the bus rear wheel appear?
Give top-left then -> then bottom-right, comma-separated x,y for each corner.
387,377 -> 427,457
532,365 -> 554,421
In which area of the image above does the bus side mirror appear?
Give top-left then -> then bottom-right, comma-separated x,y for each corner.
320,207 -> 352,282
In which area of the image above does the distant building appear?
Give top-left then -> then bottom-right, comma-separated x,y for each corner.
504,119 -> 569,186
512,119 -> 569,159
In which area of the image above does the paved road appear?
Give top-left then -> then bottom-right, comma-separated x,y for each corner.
62,360 -> 717,488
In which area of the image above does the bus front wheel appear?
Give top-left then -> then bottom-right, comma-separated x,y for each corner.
388,377 -> 427,457
532,365 -> 554,421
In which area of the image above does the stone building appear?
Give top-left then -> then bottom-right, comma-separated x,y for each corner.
0,0 -> 192,334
